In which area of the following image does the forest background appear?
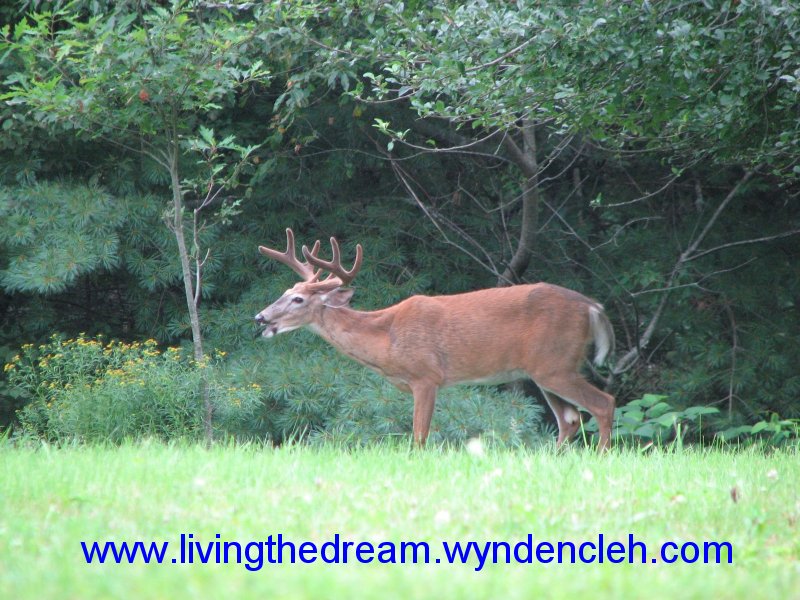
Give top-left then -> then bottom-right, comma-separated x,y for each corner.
1,0 -> 798,446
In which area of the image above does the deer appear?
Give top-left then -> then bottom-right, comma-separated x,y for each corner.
255,228 -> 616,450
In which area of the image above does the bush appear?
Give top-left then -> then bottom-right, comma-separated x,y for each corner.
234,335 -> 548,447
581,393 -> 720,447
720,413 -> 800,447
581,393 -> 798,449
5,332 -> 547,447
316,377 -> 547,448
5,335 -> 262,443
609,393 -> 720,445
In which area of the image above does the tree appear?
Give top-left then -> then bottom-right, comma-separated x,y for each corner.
2,0 -> 269,441
284,0 -> 800,378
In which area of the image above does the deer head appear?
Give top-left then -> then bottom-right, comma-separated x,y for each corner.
255,228 -> 363,338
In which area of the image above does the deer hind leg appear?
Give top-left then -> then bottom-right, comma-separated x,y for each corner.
533,374 -> 615,451
410,383 -> 437,446
540,389 -> 582,446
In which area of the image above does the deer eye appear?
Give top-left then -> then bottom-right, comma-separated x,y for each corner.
291,296 -> 305,304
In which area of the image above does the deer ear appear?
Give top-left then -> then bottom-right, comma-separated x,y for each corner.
321,287 -> 354,308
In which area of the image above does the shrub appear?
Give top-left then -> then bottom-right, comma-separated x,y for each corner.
5,335 -> 261,443
581,393 -> 721,447
315,377 -> 547,448
231,334 -> 547,448
720,413 -> 800,447
585,394 -> 800,449
6,332 -> 547,447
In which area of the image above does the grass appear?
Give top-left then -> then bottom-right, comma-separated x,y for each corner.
1,440 -> 798,599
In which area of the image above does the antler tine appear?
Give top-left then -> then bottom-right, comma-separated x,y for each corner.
302,236 -> 364,286
344,242 -> 364,285
259,228 -> 322,282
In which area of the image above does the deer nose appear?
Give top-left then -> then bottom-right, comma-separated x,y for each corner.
255,314 -> 267,325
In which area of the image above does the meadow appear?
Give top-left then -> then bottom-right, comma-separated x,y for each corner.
1,441 -> 798,599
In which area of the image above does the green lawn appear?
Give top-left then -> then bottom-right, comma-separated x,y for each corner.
1,441 -> 798,599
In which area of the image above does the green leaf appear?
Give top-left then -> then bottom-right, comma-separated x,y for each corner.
620,408 -> 645,423
639,394 -> 668,408
199,126 -> 215,146
645,402 -> 672,418
633,423 -> 656,438
653,412 -> 679,427
683,406 -> 719,418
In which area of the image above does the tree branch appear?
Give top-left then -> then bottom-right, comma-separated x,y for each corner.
465,37 -> 537,73
685,169 -> 756,257
685,228 -> 800,262
723,300 -> 739,418
613,168 -> 755,375
389,158 -> 510,284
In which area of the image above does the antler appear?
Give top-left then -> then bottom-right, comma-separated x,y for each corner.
302,236 -> 363,287
259,228 -> 322,282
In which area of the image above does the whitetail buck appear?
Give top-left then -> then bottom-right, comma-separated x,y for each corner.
255,229 -> 616,450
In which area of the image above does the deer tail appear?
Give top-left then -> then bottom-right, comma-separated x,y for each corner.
589,304 -> 615,366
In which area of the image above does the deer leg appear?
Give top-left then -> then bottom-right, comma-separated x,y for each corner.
534,374 -> 615,451
410,383 -> 437,446
540,389 -> 582,446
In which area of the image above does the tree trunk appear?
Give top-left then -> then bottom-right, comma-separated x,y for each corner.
499,120 -> 540,285
406,118 -> 542,285
169,150 -> 214,446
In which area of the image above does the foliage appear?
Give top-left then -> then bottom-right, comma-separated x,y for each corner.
323,0 -> 800,182
318,379 -> 546,448
1,2 -> 270,146
231,332 -> 546,447
0,181 -> 122,293
583,393 -> 720,447
720,413 -> 800,447
581,393 -> 800,449
0,0 -> 798,442
4,328 -> 546,446
264,0 -> 800,422
6,334 -> 261,443
1,0 -> 277,441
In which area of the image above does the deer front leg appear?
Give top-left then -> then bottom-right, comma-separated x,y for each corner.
411,383 -> 437,446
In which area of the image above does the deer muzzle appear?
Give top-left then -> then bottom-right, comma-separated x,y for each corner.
254,313 -> 278,338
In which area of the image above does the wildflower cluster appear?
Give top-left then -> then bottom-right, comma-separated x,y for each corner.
7,335 -> 172,400
7,334 -> 263,443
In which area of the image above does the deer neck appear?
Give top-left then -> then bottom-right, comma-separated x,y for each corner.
308,306 -> 391,371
